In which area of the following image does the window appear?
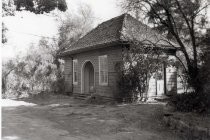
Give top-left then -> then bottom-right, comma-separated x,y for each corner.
73,59 -> 78,84
99,55 -> 108,85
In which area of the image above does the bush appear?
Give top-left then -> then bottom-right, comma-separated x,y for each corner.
51,77 -> 65,94
170,92 -> 210,113
117,72 -> 140,103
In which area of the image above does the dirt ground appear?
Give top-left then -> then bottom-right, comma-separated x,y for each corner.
2,95 -> 185,140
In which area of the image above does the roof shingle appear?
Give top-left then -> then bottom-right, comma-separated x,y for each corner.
61,13 -> 176,56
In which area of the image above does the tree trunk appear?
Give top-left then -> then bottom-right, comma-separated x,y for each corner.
188,65 -> 203,93
2,78 -> 6,95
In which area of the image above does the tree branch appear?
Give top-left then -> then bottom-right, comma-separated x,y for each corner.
174,0 -> 192,30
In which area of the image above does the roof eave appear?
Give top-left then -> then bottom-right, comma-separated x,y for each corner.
59,40 -> 121,57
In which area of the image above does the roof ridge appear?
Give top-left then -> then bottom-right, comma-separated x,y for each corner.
118,13 -> 141,41
60,13 -> 177,56
97,13 -> 126,27
63,14 -> 127,52
118,13 -> 127,40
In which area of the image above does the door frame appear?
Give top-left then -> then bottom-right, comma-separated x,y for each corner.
81,60 -> 95,93
155,63 -> 167,96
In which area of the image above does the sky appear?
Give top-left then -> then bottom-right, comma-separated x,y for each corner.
1,0 -> 210,60
2,0 -> 122,59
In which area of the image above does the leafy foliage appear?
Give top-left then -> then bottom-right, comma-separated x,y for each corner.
2,23 -> 8,44
2,59 -> 16,96
170,92 -> 210,113
121,0 -> 210,93
14,0 -> 67,14
169,32 -> 210,113
57,4 -> 94,49
2,0 -> 15,16
2,39 -> 64,98
2,0 -> 67,44
2,0 -> 15,44
2,7 -> 94,98
199,32 -> 210,93
116,43 -> 172,102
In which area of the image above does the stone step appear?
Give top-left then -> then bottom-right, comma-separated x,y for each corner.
73,93 -> 90,100
85,94 -> 115,104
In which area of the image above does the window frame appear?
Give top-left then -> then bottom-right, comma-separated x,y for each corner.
73,59 -> 78,85
99,55 -> 108,86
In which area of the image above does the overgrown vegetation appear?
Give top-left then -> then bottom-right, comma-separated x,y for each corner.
14,0 -> 67,14
116,43 -> 176,102
2,39 -> 65,98
170,33 -> 210,113
120,0 -> 209,94
2,3 -> 94,98
119,0 -> 210,112
170,92 -> 210,113
2,0 -> 67,44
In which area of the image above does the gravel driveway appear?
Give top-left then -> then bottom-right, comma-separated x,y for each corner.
2,96 -> 185,140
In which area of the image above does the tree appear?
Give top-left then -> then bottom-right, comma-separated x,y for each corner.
115,22 -> 178,102
3,0 -> 67,15
117,44 -> 165,102
55,4 -> 94,66
57,4 -> 94,48
2,0 -> 68,44
2,4 -> 95,98
2,40 -> 60,98
199,29 -> 210,92
2,0 -> 15,16
2,60 -> 16,96
2,0 -> 15,44
14,0 -> 67,14
2,23 -> 8,44
121,0 -> 210,93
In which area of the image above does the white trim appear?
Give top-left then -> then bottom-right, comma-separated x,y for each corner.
81,60 -> 95,93
73,59 -> 78,85
99,55 -> 108,86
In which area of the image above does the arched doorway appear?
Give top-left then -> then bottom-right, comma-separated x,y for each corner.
81,61 -> 95,94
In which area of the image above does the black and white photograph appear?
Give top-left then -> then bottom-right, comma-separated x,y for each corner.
1,0 -> 210,139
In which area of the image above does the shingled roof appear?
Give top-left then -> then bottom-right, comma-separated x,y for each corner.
61,13 -> 176,56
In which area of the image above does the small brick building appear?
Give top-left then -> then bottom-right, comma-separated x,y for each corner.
60,14 -> 178,100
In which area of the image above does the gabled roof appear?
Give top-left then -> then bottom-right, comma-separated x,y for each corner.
61,13 -> 177,56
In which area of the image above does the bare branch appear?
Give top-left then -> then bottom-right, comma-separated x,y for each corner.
174,0 -> 192,30
193,3 -> 210,18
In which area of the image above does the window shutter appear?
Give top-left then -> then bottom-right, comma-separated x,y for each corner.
99,55 -> 108,85
73,59 -> 78,84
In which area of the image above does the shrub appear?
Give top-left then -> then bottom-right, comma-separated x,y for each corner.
170,92 -> 210,113
117,73 -> 139,103
51,77 -> 65,94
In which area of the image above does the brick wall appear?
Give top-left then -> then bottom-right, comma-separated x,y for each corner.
64,46 -> 123,97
